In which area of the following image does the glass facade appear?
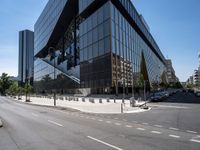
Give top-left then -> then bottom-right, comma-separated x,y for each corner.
34,0 -> 68,55
79,2 -> 111,62
34,0 -> 167,94
110,3 -> 166,89
79,0 -> 94,13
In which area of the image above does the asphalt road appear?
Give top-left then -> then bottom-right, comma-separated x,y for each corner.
0,93 -> 200,150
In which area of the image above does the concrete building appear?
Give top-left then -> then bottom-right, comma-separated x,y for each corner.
166,59 -> 178,85
18,30 -> 34,86
33,0 -> 167,95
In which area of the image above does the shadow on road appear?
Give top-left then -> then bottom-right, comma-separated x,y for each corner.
161,92 -> 200,104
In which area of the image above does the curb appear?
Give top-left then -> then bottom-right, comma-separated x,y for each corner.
0,119 -> 3,128
7,97 -> 151,115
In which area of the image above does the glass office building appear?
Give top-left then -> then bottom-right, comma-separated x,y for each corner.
34,0 -> 167,95
18,30 -> 34,86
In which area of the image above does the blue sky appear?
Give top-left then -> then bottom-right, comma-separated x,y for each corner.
0,0 -> 199,82
132,0 -> 200,81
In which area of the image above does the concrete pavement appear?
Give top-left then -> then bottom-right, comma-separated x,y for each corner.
0,95 -> 200,150
11,96 -> 148,114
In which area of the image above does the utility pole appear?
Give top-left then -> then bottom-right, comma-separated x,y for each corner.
49,47 -> 57,106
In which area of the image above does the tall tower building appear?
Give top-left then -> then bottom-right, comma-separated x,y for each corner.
18,30 -> 34,86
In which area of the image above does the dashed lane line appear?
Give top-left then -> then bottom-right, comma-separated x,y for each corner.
98,119 -> 103,122
48,120 -> 64,127
151,131 -> 161,134
186,130 -> 197,134
154,125 -> 163,128
190,139 -> 200,143
115,123 -> 121,126
125,125 -> 132,128
137,128 -> 146,131
106,121 -> 111,124
142,123 -> 149,125
87,136 -> 123,150
31,113 -> 38,117
169,127 -> 179,131
169,134 -> 180,138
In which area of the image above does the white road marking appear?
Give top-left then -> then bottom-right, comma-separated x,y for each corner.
190,139 -> 200,143
149,104 -> 189,109
169,134 -> 180,138
106,121 -> 111,124
142,123 -> 149,125
154,125 -> 163,128
91,118 -> 96,120
151,131 -> 161,134
48,120 -> 63,127
137,128 -> 145,131
169,127 -> 179,131
132,121 -> 138,123
186,130 -> 197,134
114,118 -> 119,120
115,123 -> 121,126
31,113 -> 38,117
125,125 -> 132,128
87,136 -> 123,150
98,119 -> 103,122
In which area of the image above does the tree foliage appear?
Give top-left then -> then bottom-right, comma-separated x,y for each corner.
0,73 -> 12,95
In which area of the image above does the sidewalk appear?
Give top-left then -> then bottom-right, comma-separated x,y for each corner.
12,96 -> 150,114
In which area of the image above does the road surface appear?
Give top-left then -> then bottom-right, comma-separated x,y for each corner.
0,93 -> 200,150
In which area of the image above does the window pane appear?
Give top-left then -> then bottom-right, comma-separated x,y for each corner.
104,20 -> 110,37
98,24 -> 104,40
97,8 -> 103,24
93,42 -> 98,58
104,37 -> 110,53
80,50 -> 84,62
98,39 -> 104,56
92,28 -> 98,43
88,45 -> 93,59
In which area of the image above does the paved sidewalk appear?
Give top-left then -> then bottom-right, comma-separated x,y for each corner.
11,96 -> 150,114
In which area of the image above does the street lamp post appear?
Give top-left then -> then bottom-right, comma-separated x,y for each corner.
53,57 -> 56,106
48,47 -> 56,106
144,80 -> 148,106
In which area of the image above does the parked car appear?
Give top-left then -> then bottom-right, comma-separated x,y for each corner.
160,91 -> 169,98
195,92 -> 200,97
150,93 -> 164,102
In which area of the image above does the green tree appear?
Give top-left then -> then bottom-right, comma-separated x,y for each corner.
24,83 -> 33,102
0,73 -> 12,95
6,82 -> 19,97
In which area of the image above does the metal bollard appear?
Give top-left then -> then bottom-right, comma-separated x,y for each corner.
121,103 -> 123,113
99,98 -> 102,103
107,98 -> 110,103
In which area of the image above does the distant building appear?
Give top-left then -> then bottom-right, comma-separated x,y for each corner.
193,69 -> 200,86
186,52 -> 200,86
187,76 -> 194,85
18,30 -> 34,86
166,59 -> 178,85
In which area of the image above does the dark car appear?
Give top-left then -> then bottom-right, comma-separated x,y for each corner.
150,93 -> 163,102
195,92 -> 200,97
